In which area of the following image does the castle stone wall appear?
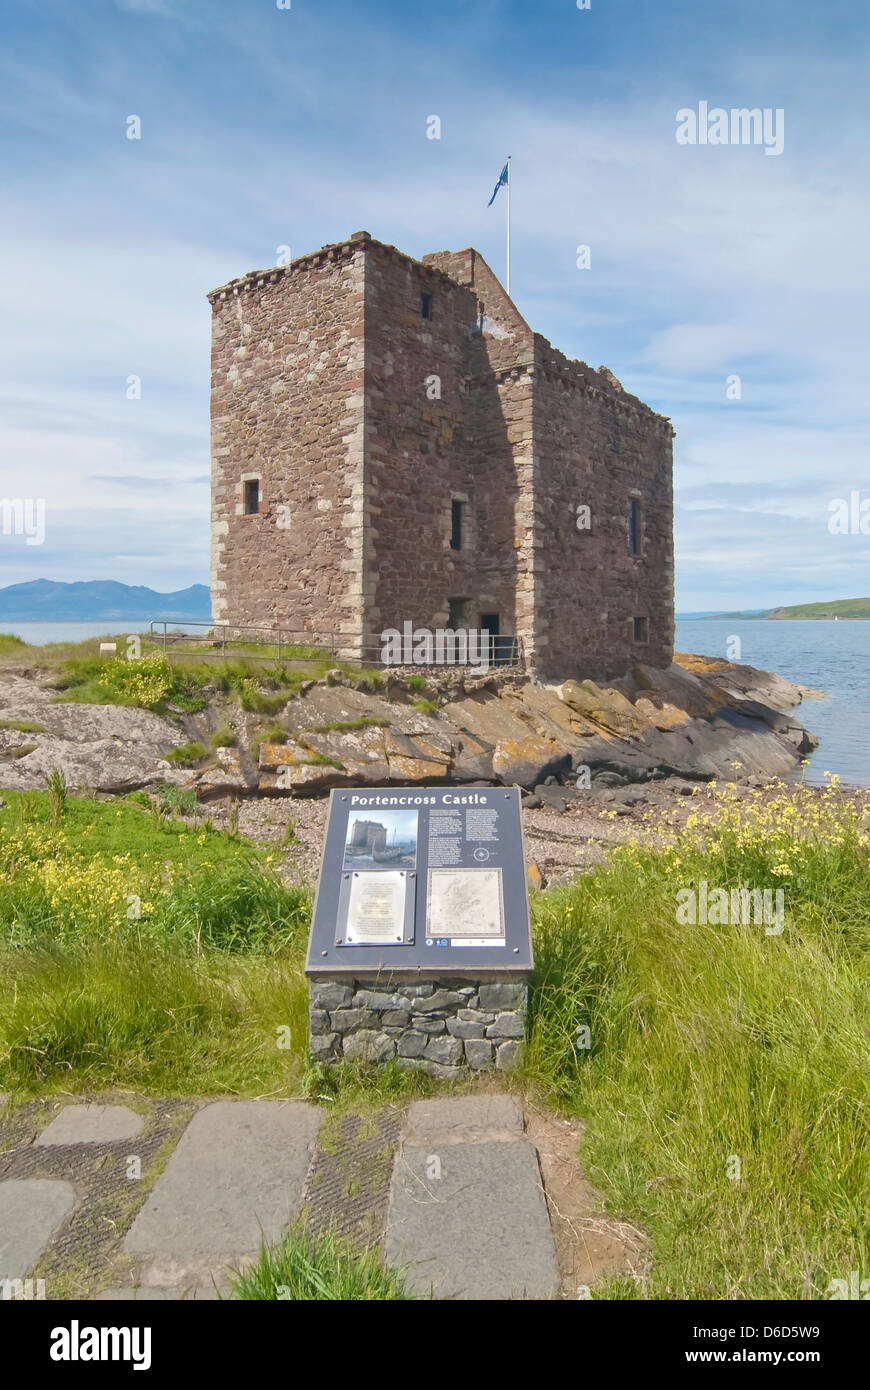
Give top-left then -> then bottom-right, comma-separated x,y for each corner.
209,243 -> 366,650
530,341 -> 674,680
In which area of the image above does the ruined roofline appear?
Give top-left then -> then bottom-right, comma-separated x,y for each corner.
206,230 -> 462,304
421,246 -> 535,336
531,334 -> 674,431
205,231 -> 672,431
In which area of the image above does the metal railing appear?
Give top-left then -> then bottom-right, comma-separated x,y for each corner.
148,620 -> 523,670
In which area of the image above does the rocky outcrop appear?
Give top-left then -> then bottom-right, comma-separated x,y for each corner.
0,674 -> 190,793
0,654 -> 823,797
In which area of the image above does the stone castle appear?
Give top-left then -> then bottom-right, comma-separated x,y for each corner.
208,231 -> 674,682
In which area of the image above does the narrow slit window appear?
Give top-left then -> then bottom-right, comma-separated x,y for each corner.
421,292 -> 432,319
450,499 -> 463,550
633,616 -> 648,643
629,497 -> 641,555
243,478 -> 260,515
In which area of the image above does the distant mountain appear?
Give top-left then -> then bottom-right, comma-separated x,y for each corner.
0,580 -> 212,621
766,597 -> 870,620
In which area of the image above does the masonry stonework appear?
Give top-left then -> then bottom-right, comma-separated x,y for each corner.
309,975 -> 528,1078
209,232 -> 674,682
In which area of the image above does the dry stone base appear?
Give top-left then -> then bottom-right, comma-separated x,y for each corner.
309,975 -> 527,1077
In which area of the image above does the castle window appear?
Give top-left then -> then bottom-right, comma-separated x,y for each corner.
448,598 -> 467,628
421,292 -> 432,319
633,616 -> 648,643
243,478 -> 260,515
629,497 -> 642,555
450,499 -> 464,550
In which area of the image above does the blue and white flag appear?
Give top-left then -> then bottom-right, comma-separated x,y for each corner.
487,162 -> 509,207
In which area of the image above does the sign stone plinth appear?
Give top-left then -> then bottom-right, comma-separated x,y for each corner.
305,787 -> 533,1076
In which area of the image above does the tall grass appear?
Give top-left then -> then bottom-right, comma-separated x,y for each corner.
0,791 -> 311,1093
230,1225 -> 412,1300
523,782 -> 870,1299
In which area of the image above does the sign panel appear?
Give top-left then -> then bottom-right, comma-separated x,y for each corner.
305,786 -> 532,975
345,870 -> 407,945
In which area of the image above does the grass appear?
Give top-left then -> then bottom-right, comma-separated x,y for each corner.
0,632 -> 383,717
411,698 -> 439,715
251,720 -> 290,752
230,1224 -> 412,1300
154,785 -> 203,817
163,741 -> 209,767
522,779 -> 870,1300
0,720 -> 45,733
0,778 -> 866,1300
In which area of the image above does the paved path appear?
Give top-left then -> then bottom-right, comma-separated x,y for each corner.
0,1092 -> 561,1300
385,1097 -> 559,1299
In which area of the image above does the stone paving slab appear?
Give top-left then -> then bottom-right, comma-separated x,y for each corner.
124,1100 -> 321,1262
404,1094 -> 523,1146
0,1179 -> 76,1280
385,1141 -> 560,1300
35,1104 -> 145,1146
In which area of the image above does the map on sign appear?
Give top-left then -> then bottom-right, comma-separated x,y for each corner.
426,867 -> 504,941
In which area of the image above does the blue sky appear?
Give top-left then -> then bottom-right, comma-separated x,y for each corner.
1,0 -> 868,611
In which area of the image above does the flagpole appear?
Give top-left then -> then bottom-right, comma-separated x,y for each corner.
506,155 -> 512,298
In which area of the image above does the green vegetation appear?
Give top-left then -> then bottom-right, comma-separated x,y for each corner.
154,785 -> 203,818
0,779 -> 866,1299
163,741 -> 209,767
57,652 -> 212,712
46,768 -> 68,826
405,674 -> 427,691
524,780 -> 869,1299
0,719 -> 45,733
766,596 -> 870,620
210,726 -> 236,748
0,790 -> 310,1094
252,720 -> 290,751
230,1225 -> 412,1301
411,698 -> 439,715
0,633 -> 384,715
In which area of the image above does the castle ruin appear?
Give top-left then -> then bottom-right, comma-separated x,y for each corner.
208,231 -> 674,682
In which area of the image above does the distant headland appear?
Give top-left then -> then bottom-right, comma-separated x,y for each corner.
678,598 -> 870,621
